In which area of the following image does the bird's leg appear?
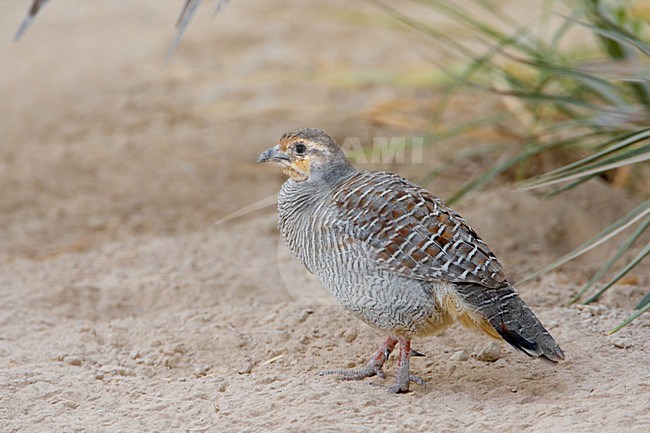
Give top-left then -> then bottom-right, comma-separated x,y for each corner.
387,338 -> 426,394
320,336 -> 398,380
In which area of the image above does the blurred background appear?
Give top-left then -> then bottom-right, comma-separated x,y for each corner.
1,1 -> 647,307
1,1 -> 649,430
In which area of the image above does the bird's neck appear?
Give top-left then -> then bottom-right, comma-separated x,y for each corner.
311,160 -> 358,188
285,163 -> 357,198
278,165 -> 356,220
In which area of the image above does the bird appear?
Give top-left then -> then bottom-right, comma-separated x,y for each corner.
257,128 -> 564,394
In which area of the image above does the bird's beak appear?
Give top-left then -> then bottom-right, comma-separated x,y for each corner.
257,144 -> 287,164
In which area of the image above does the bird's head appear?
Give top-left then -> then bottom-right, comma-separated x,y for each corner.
257,128 -> 353,183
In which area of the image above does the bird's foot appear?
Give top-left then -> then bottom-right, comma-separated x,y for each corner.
319,337 -> 426,394
385,338 -> 426,394
385,374 -> 426,394
320,336 -> 397,381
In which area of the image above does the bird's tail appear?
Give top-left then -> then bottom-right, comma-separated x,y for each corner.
454,283 -> 565,362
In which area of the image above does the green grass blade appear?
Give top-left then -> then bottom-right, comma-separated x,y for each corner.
608,301 -> 650,334
568,215 -> 650,305
584,243 -> 650,304
550,8 -> 582,54
416,0 -> 523,45
573,19 -> 650,56
477,88 -> 610,112
419,143 -> 511,186
372,1 -> 480,61
543,175 -> 595,197
446,130 -> 607,204
529,128 -> 650,180
431,113 -> 511,141
636,292 -> 650,310
519,200 -> 650,284
520,143 -> 650,190
473,0 -> 524,29
444,139 -> 565,204
520,60 -> 629,106
431,24 -> 534,125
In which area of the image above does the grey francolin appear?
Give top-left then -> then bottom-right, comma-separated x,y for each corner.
258,128 -> 564,394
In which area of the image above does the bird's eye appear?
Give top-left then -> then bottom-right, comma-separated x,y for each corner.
295,143 -> 307,155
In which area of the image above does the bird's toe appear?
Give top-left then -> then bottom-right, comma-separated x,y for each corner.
320,364 -> 385,381
409,374 -> 426,388
385,373 -> 426,394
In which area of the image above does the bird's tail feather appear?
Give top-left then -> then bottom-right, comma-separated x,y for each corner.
455,283 -> 565,362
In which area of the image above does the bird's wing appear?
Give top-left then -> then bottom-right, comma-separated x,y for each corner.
330,171 -> 507,288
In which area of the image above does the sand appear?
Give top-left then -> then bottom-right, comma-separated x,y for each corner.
0,1 -> 648,432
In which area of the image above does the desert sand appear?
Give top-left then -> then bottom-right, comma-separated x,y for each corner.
0,1 -> 648,432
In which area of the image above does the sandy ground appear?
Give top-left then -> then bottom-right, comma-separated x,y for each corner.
0,1 -> 648,432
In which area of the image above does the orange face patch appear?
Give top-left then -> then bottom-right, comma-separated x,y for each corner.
274,136 -> 333,182
281,157 -> 311,182
293,158 -> 311,174
278,136 -> 294,152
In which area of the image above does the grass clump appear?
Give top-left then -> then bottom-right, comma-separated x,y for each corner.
377,0 -> 649,330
